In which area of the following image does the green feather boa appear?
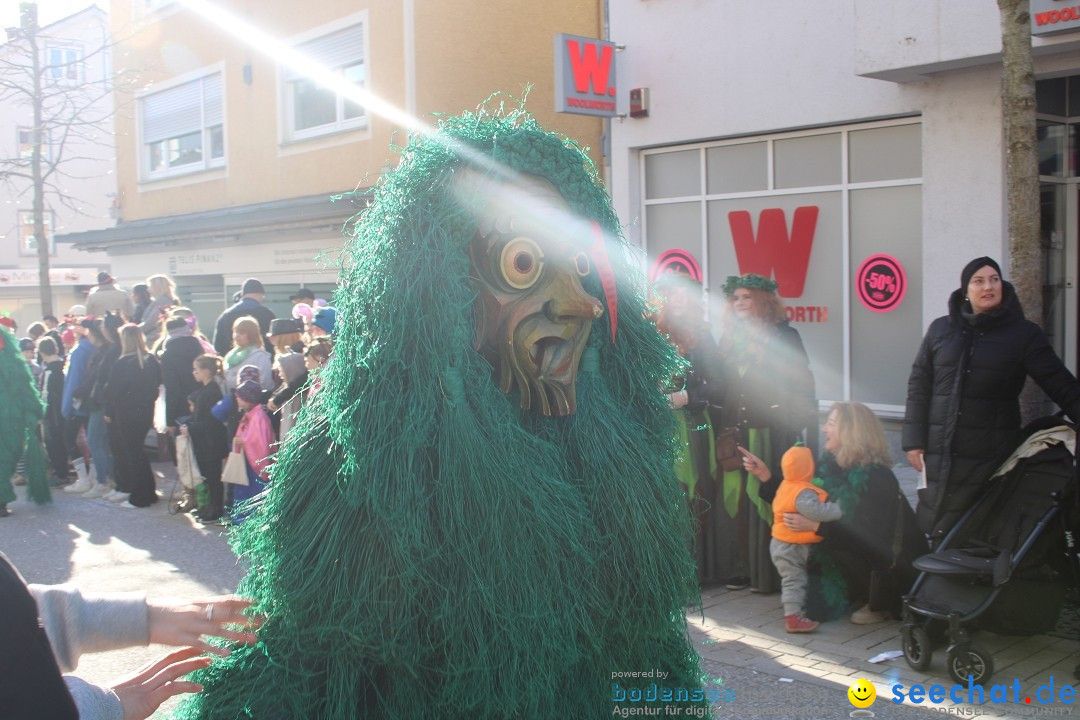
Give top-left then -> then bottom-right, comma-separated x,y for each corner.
810,452 -> 875,620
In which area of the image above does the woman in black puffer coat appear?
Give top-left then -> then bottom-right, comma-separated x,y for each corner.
903,257 -> 1080,545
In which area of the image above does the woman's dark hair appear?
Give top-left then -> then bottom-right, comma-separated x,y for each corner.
132,283 -> 151,305
193,353 -> 223,377
85,320 -> 108,346
101,312 -> 123,344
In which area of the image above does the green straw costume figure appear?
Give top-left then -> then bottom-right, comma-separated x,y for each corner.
176,106 -> 703,718
0,324 -> 50,517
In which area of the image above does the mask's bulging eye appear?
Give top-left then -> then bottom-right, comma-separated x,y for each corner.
500,237 -> 545,289
574,252 -> 590,277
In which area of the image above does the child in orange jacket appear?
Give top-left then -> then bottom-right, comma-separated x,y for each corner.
770,445 -> 842,633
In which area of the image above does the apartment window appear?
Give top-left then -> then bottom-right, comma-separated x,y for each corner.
141,72 -> 224,179
46,46 -> 83,84
17,127 -> 50,162
284,22 -> 366,141
18,210 -> 54,256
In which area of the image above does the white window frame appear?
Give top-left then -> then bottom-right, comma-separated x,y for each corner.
18,209 -> 55,257
137,66 -> 226,182
45,45 -> 84,86
280,13 -> 369,143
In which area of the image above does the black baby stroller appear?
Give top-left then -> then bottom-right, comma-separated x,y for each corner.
900,419 -> 1080,684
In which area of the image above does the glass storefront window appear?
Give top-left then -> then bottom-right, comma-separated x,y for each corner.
644,150 -> 701,199
849,124 -> 921,183
706,142 -> 767,194
641,120 -> 922,409
1037,121 -> 1067,178
774,133 -> 841,189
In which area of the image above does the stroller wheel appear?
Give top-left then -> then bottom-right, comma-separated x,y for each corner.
902,625 -> 932,671
947,642 -> 994,685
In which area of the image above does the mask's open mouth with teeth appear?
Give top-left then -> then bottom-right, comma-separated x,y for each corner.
530,336 -> 575,381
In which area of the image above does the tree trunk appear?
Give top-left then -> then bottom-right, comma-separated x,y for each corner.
26,10 -> 53,318
999,0 -> 1044,423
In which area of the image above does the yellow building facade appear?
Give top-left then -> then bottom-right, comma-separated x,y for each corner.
64,0 -> 603,323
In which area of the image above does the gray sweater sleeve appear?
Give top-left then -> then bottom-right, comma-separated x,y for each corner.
64,676 -> 124,720
794,488 -> 842,523
28,583 -> 149,672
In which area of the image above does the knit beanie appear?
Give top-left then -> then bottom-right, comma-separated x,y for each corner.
235,379 -> 263,404
238,364 -> 261,386
960,256 -> 1002,291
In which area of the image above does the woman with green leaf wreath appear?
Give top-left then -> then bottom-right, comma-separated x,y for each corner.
746,402 -> 926,623
171,104 -> 705,719
712,274 -> 817,593
0,323 -> 51,517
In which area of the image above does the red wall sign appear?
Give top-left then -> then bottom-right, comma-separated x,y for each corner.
554,33 -> 618,118
650,249 -> 702,284
856,254 -> 907,313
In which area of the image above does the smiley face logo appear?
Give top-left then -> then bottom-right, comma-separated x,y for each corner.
848,678 -> 876,708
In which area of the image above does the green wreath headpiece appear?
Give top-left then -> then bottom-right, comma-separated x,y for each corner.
721,273 -> 778,297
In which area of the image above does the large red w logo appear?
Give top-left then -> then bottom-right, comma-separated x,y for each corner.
566,39 -> 615,96
727,206 -> 818,298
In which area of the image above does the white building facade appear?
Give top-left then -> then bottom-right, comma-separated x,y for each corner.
607,0 -> 1080,414
0,5 -> 113,327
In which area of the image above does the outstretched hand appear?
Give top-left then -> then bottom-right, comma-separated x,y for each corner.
147,595 -> 261,656
739,447 -> 772,482
110,647 -> 210,720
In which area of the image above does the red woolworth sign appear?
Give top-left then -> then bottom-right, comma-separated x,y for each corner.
727,206 -> 818,298
554,33 -> 618,118
855,254 -> 907,313
1031,0 -> 1080,36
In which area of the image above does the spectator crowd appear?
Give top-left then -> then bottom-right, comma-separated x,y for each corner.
1,272 -> 336,525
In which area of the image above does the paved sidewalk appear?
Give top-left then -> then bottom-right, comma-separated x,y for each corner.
687,465 -> 1080,719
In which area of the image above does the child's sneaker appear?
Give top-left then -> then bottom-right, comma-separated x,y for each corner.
785,612 -> 819,633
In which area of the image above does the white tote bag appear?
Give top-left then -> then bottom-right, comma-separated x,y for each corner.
221,449 -> 250,486
175,434 -> 203,490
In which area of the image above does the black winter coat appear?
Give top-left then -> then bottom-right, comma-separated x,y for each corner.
159,334 -> 203,427
186,381 -> 229,468
104,354 -> 161,426
715,321 -> 818,455
212,298 -> 275,355
903,281 -> 1080,489
806,458 -> 927,620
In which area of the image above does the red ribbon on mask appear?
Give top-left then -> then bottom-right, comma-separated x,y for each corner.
589,222 -> 618,343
